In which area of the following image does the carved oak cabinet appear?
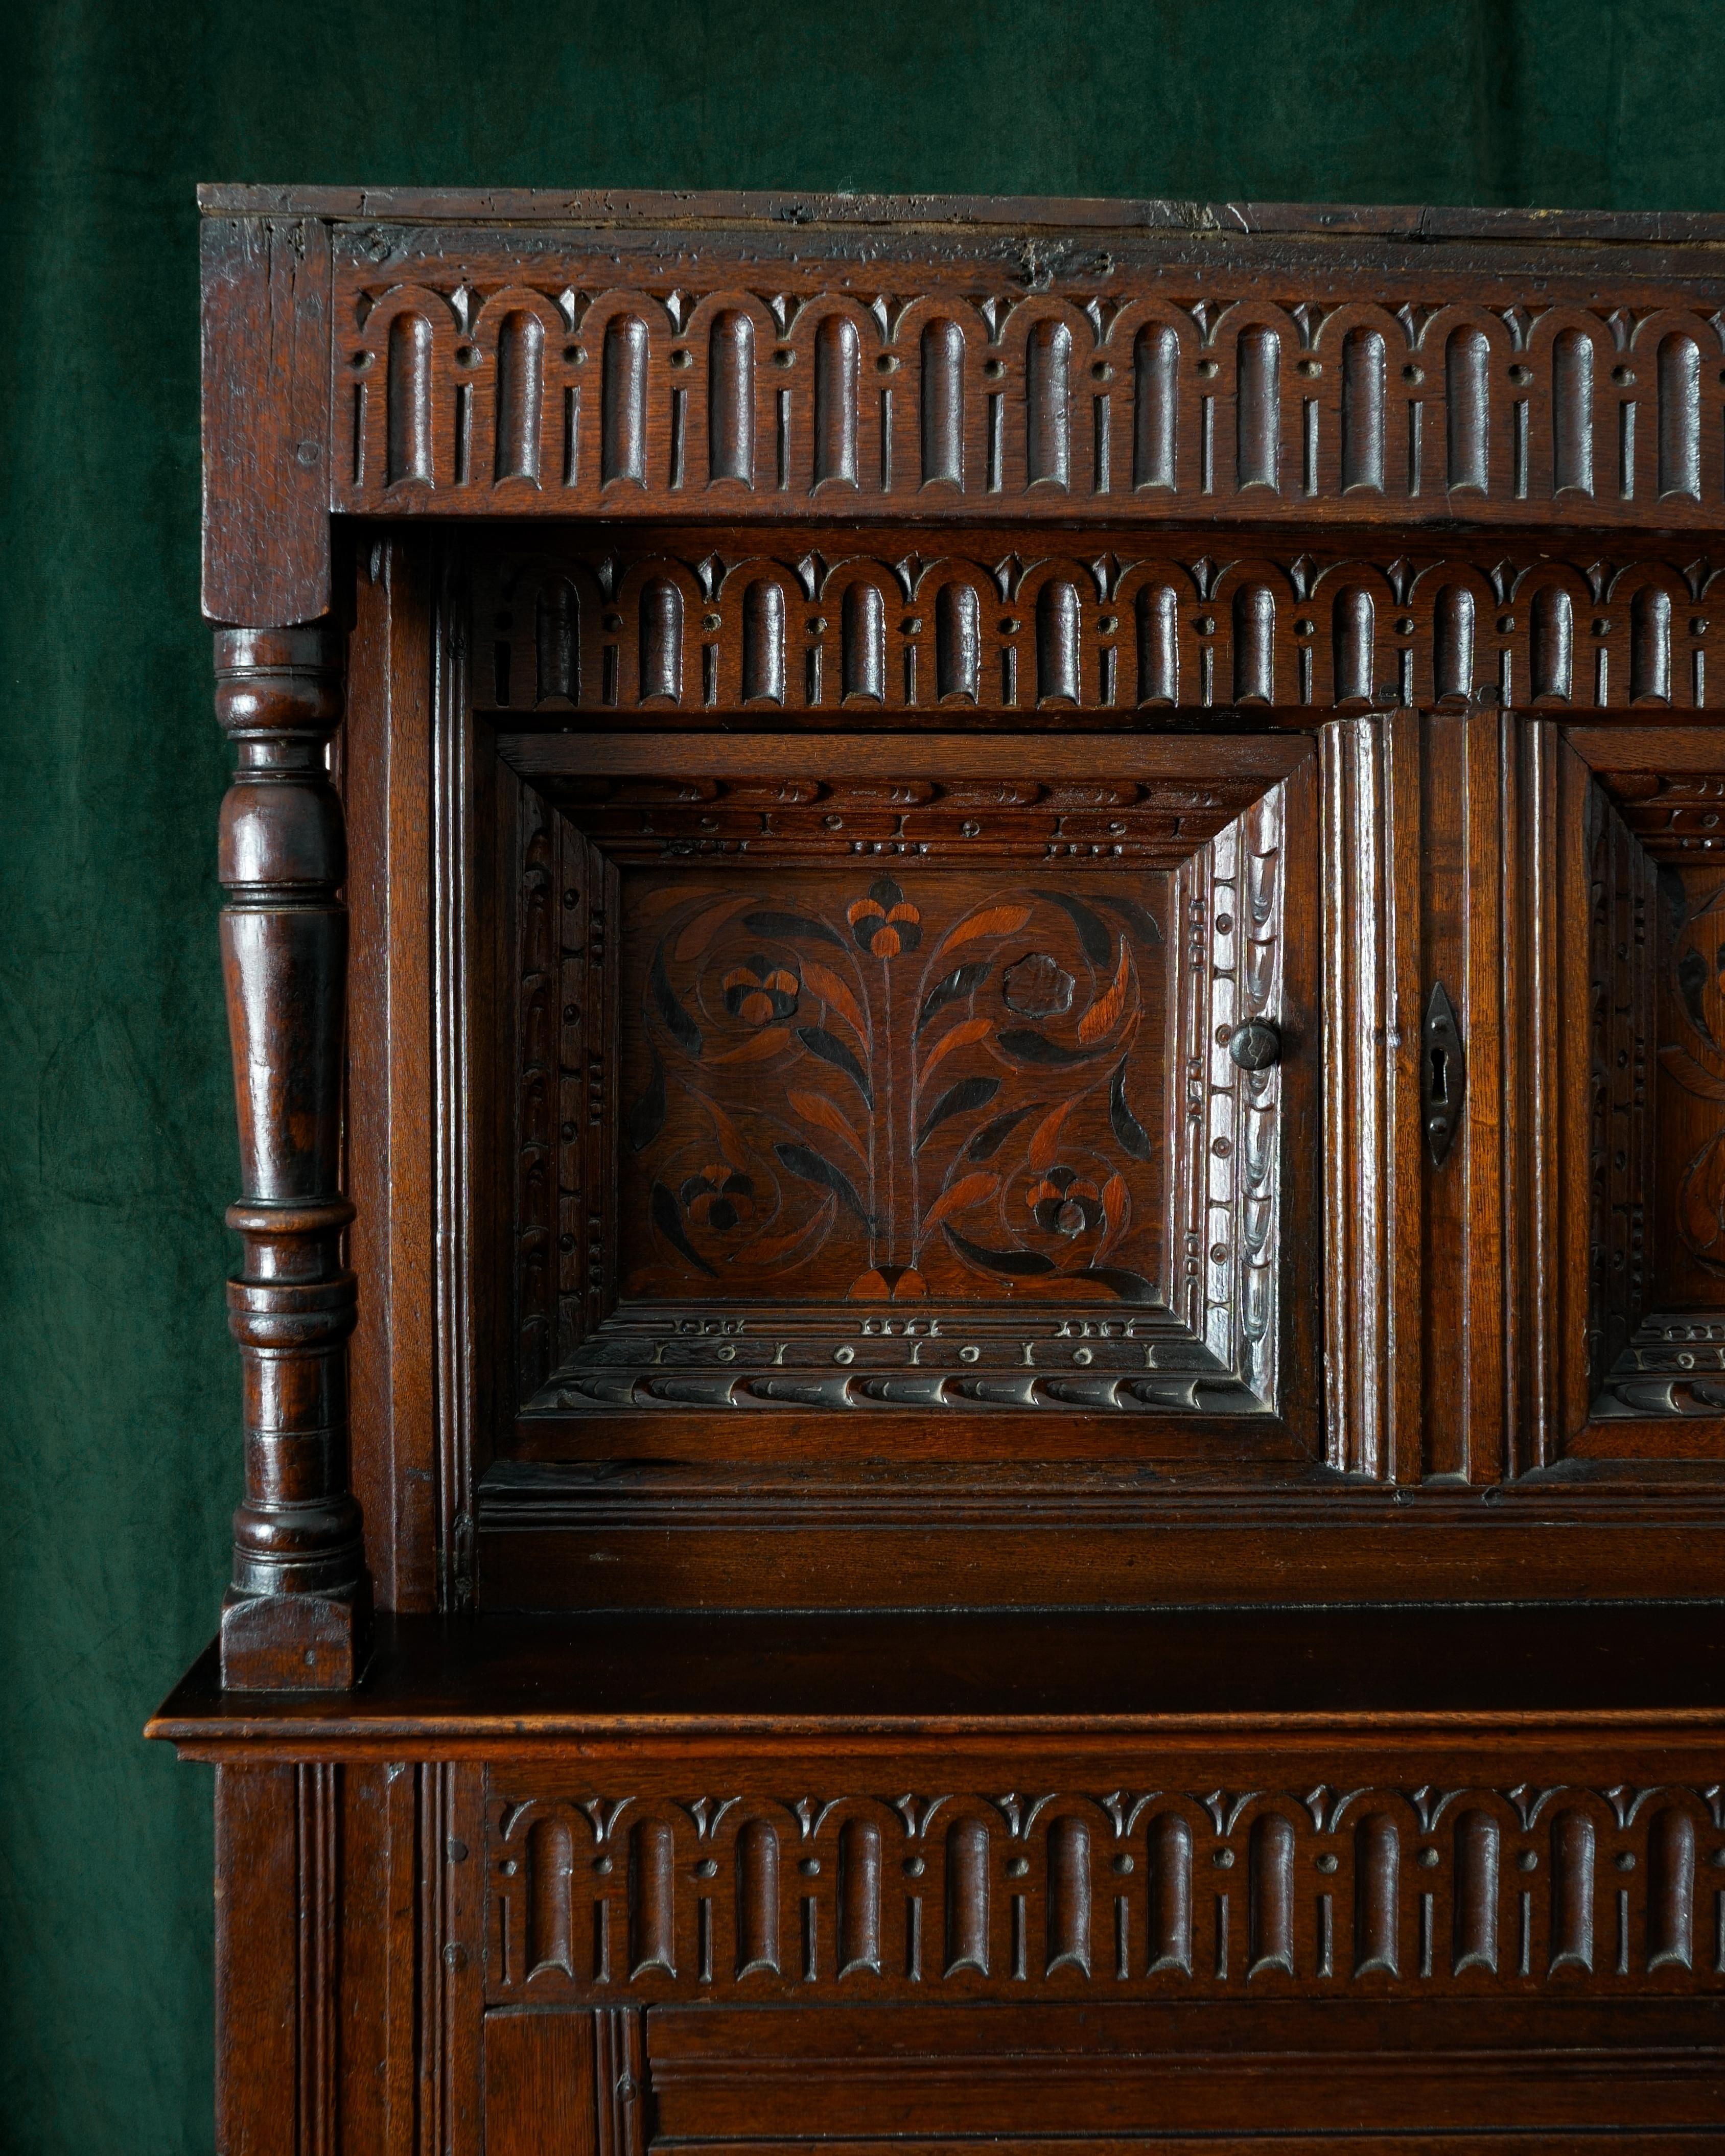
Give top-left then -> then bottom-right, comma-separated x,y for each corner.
150,188 -> 1725,2149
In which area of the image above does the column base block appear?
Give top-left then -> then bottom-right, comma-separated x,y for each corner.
220,1582 -> 372,1690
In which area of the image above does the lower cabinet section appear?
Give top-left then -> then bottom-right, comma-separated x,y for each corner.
482,1999 -> 1725,2151
206,1741 -> 1725,2152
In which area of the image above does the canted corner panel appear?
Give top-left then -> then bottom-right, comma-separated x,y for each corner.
509,746 -> 1301,1422
487,1779 -> 1725,2007
1543,730 -> 1725,1444
333,241 -> 1725,532
473,538 -> 1725,720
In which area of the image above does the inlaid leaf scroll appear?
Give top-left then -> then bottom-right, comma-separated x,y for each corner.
618,870 -> 1170,1306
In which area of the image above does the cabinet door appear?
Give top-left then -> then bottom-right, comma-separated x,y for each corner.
499,724 -> 1321,1461
1543,724 -> 1725,1458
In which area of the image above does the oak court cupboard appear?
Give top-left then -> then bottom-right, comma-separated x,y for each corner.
149,185 -> 1725,2148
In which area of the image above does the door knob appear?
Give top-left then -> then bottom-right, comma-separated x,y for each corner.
1228,1018 -> 1282,1070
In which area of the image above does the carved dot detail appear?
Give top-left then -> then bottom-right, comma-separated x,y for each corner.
961,819 -> 981,837
1508,364 -> 1533,386
564,1003 -> 580,1022
960,1345 -> 981,1363
1295,618 -> 1315,637
561,1121 -> 576,1141
1518,1850 -> 1538,1871
1419,1847 -> 1439,1868
1113,1854 -> 1135,1874
1215,913 -> 1233,933
695,1858 -> 718,1878
774,348 -> 794,367
833,1346 -> 855,1364
1497,616 -> 1515,634
703,612 -> 721,631
1295,358 -> 1320,378
563,344 -> 582,363
1006,1855 -> 1030,1878
904,1855 -> 926,1877
983,358 -> 1005,380
670,348 -> 692,369
1616,1852 -> 1637,1872
800,1857 -> 821,1877
1612,364 -> 1635,386
1213,1848 -> 1235,1868
1197,358 -> 1221,379
1403,363 -> 1425,384
1194,616 -> 1216,636
593,1855 -> 613,1875
1210,1243 -> 1228,1263
876,354 -> 899,374
1316,1853 -> 1338,1873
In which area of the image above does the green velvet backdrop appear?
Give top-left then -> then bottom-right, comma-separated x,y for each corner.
2,2 -> 1722,2146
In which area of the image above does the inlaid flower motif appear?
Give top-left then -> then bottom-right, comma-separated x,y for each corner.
1026,1165 -> 1105,1238
680,1165 -> 756,1232
722,955 -> 800,1026
847,877 -> 921,958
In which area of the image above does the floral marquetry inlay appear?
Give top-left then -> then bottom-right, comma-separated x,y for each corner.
619,870 -> 1169,1309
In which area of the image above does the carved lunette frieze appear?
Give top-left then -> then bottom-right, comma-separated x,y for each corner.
333,235 -> 1725,534
474,541 -> 1725,719
489,1779 -> 1725,2005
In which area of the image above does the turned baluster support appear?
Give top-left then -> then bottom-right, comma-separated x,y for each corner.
215,625 -> 369,1688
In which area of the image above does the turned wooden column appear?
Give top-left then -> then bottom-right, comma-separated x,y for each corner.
215,625 -> 369,1687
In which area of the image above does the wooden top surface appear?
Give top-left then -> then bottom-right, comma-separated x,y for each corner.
195,186 -> 1725,245
151,1605 -> 1725,1752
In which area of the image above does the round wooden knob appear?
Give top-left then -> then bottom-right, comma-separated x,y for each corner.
1227,1018 -> 1282,1070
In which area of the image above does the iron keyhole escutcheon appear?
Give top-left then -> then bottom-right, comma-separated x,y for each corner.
1423,980 -> 1465,1166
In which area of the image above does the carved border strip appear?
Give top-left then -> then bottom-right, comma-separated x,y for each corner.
475,541 -> 1725,720
333,249 -> 1725,535
488,1779 -> 1725,2006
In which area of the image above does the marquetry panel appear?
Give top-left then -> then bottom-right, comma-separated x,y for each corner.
1544,730 -> 1725,1446
331,229 -> 1725,534
503,734 -> 1314,1432
487,1776 -> 1725,2006
473,533 -> 1725,720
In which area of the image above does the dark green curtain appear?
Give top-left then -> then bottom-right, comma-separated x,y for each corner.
1,3 -> 1720,2147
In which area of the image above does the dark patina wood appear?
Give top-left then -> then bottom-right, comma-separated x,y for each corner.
160,188 -> 1725,2148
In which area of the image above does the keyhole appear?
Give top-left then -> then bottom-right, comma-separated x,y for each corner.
1430,1045 -> 1449,1104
